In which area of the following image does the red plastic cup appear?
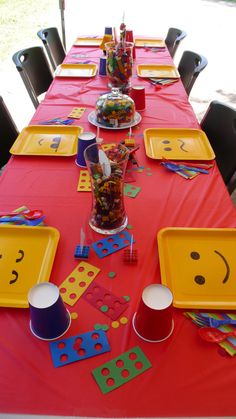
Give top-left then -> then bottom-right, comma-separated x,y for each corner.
133,284 -> 174,342
126,30 -> 136,59
129,86 -> 146,111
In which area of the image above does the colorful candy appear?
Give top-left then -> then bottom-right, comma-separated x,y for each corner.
105,41 -> 134,92
88,144 -> 129,231
95,88 -> 135,128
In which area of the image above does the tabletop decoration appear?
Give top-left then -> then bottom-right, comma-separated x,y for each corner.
84,143 -> 129,234
184,311 -> 236,356
94,88 -> 136,129
105,17 -> 134,93
144,128 -> 215,160
28,282 -> 71,341
0,225 -> 60,308
74,228 -> 90,259
92,346 -> 152,394
77,169 -> 91,191
59,261 -> 100,306
10,125 -> 83,157
50,330 -> 110,368
91,230 -> 135,258
68,107 -> 86,119
82,281 -> 129,320
73,37 -> 103,47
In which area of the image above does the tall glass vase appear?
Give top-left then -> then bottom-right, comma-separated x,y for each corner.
105,41 -> 134,93
84,143 -> 129,235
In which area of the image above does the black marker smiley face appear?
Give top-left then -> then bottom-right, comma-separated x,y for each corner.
190,250 -> 230,285
160,138 -> 188,153
0,249 -> 25,285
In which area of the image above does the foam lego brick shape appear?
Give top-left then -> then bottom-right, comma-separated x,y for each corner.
50,330 -> 110,367
59,261 -> 100,306
77,170 -> 91,191
101,143 -> 116,151
124,184 -> 141,198
123,249 -> 138,264
92,230 -> 135,258
92,346 -> 152,394
68,107 -> 86,119
124,138 -> 135,147
82,281 -> 129,320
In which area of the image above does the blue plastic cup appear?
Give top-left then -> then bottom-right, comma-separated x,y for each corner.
28,283 -> 71,341
99,57 -> 107,76
75,132 -> 97,167
104,27 -> 113,35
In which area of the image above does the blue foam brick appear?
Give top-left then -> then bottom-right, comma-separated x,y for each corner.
50,330 -> 110,368
74,245 -> 90,259
91,230 -> 135,258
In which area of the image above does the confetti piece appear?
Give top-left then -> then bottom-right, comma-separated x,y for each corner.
126,224 -> 133,230
123,296 -> 130,301
120,316 -> 128,324
111,321 -> 120,328
70,312 -> 78,320
108,271 -> 116,278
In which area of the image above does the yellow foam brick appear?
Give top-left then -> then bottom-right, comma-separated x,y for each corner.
60,261 -> 100,306
101,143 -> 115,151
77,169 -> 91,191
68,107 -> 86,119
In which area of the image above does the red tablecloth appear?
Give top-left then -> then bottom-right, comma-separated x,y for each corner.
1,40 -> 236,417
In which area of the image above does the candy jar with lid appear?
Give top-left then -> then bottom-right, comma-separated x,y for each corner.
95,88 -> 135,128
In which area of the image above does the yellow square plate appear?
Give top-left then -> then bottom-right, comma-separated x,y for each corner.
137,64 -> 180,78
0,225 -> 60,307
158,228 -> 236,309
144,128 -> 215,160
135,38 -> 165,48
74,37 -> 102,46
10,125 -> 83,156
55,63 -> 97,78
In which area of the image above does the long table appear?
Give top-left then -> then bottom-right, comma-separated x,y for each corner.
1,37 -> 236,417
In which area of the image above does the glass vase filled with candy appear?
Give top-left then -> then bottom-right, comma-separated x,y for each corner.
84,143 -> 129,234
105,21 -> 133,93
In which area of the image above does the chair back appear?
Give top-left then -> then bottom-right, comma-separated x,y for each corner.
37,27 -> 66,71
178,50 -> 208,96
0,96 -> 19,167
165,27 -> 187,58
201,100 -> 236,193
12,46 -> 53,108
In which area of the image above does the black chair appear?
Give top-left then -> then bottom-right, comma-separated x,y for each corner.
178,50 -> 208,96
12,46 -> 53,109
201,100 -> 236,194
37,27 -> 66,71
165,27 -> 187,58
0,96 -> 19,168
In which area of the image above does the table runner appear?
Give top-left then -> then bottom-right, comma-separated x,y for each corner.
0,38 -> 236,417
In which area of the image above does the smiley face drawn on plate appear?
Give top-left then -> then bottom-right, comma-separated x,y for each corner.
190,250 -> 230,285
0,249 -> 25,285
38,136 -> 61,152
161,138 -> 188,153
